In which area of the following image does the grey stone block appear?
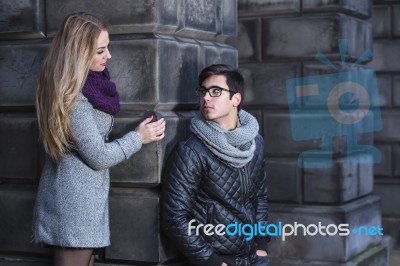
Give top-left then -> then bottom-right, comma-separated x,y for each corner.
393,144 -> 400,176
393,75 -> 400,107
157,37 -> 199,106
374,110 -> 400,142
179,0 -> 238,40
267,157 -> 301,203
358,160 -> 373,196
0,0 -> 45,39
238,0 -> 300,16
375,74 -> 392,107
374,144 -> 391,177
45,0 -> 236,39
220,0 -> 237,37
227,18 -> 261,62
0,115 -> 38,180
381,217 -> 400,248
393,4 -> 400,37
109,112 -> 183,187
268,195 -> 382,262
0,42 -> 49,106
202,42 -> 238,68
262,14 -> 372,60
107,37 -> 157,110
106,187 -> 177,263
240,63 -> 301,106
367,40 -> 400,71
374,179 -> 400,217
302,62 -> 368,76
304,158 -> 358,203
264,109 -> 375,159
304,155 -> 373,203
263,111 -> 321,156
0,256 -> 51,266
0,184 -> 49,255
303,0 -> 372,18
177,0 -> 217,39
370,5 -> 391,38
46,0 -> 165,35
269,243 -> 388,266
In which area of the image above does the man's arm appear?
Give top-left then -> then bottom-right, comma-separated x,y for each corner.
161,142 -> 224,266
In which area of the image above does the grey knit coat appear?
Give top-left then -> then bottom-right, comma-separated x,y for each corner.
32,94 -> 142,248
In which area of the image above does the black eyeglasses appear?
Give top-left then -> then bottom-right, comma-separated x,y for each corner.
195,86 -> 237,97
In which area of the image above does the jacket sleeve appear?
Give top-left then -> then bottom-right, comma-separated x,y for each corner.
69,96 -> 142,171
161,142 -> 224,266
254,137 -> 270,251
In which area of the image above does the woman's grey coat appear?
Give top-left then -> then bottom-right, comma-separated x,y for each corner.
33,94 -> 142,248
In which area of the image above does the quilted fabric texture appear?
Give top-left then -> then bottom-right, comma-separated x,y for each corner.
161,133 -> 268,266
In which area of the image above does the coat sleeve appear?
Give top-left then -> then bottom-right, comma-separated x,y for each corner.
69,96 -> 142,171
161,141 -> 224,266
254,136 -> 270,251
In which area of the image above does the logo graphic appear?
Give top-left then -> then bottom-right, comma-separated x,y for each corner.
286,39 -> 382,168
188,220 -> 383,241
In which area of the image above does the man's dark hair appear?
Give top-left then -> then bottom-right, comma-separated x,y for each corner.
198,64 -> 245,110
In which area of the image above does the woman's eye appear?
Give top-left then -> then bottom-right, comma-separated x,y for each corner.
96,50 -> 104,55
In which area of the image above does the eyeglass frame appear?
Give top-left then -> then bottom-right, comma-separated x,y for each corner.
195,86 -> 237,97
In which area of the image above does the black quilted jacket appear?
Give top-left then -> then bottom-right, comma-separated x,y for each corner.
161,133 -> 269,266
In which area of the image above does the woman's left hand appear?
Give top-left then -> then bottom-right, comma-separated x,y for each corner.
135,115 -> 166,144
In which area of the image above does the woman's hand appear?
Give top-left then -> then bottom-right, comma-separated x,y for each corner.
135,115 -> 166,144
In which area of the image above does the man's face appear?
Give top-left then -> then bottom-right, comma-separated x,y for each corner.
199,75 -> 241,129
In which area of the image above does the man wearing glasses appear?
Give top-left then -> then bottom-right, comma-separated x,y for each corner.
162,64 -> 269,266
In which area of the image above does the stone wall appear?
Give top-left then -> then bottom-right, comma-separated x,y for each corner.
228,0 -> 390,265
369,0 -> 400,251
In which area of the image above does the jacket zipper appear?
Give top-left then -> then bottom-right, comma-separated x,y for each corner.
206,203 -> 214,224
240,167 -> 248,201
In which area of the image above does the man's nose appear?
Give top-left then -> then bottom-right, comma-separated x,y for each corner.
202,91 -> 211,100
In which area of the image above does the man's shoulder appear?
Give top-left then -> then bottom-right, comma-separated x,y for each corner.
166,133 -> 209,168
255,133 -> 265,145
176,133 -> 206,152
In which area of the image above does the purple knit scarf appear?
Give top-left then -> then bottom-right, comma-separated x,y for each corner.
82,68 -> 120,115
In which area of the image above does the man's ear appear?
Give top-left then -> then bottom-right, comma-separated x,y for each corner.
232,92 -> 241,107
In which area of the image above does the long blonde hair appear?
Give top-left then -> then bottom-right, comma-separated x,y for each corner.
36,12 -> 107,160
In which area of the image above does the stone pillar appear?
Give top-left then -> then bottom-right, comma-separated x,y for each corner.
228,0 -> 388,265
369,0 -> 400,252
0,1 -> 237,265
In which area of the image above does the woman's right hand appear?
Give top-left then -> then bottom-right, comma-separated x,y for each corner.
135,115 -> 166,144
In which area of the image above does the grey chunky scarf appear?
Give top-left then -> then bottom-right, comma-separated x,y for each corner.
190,110 -> 259,168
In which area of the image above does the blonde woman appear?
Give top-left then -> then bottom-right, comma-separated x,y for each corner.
32,12 -> 165,266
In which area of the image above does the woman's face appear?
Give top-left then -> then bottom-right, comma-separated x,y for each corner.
90,30 -> 111,72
